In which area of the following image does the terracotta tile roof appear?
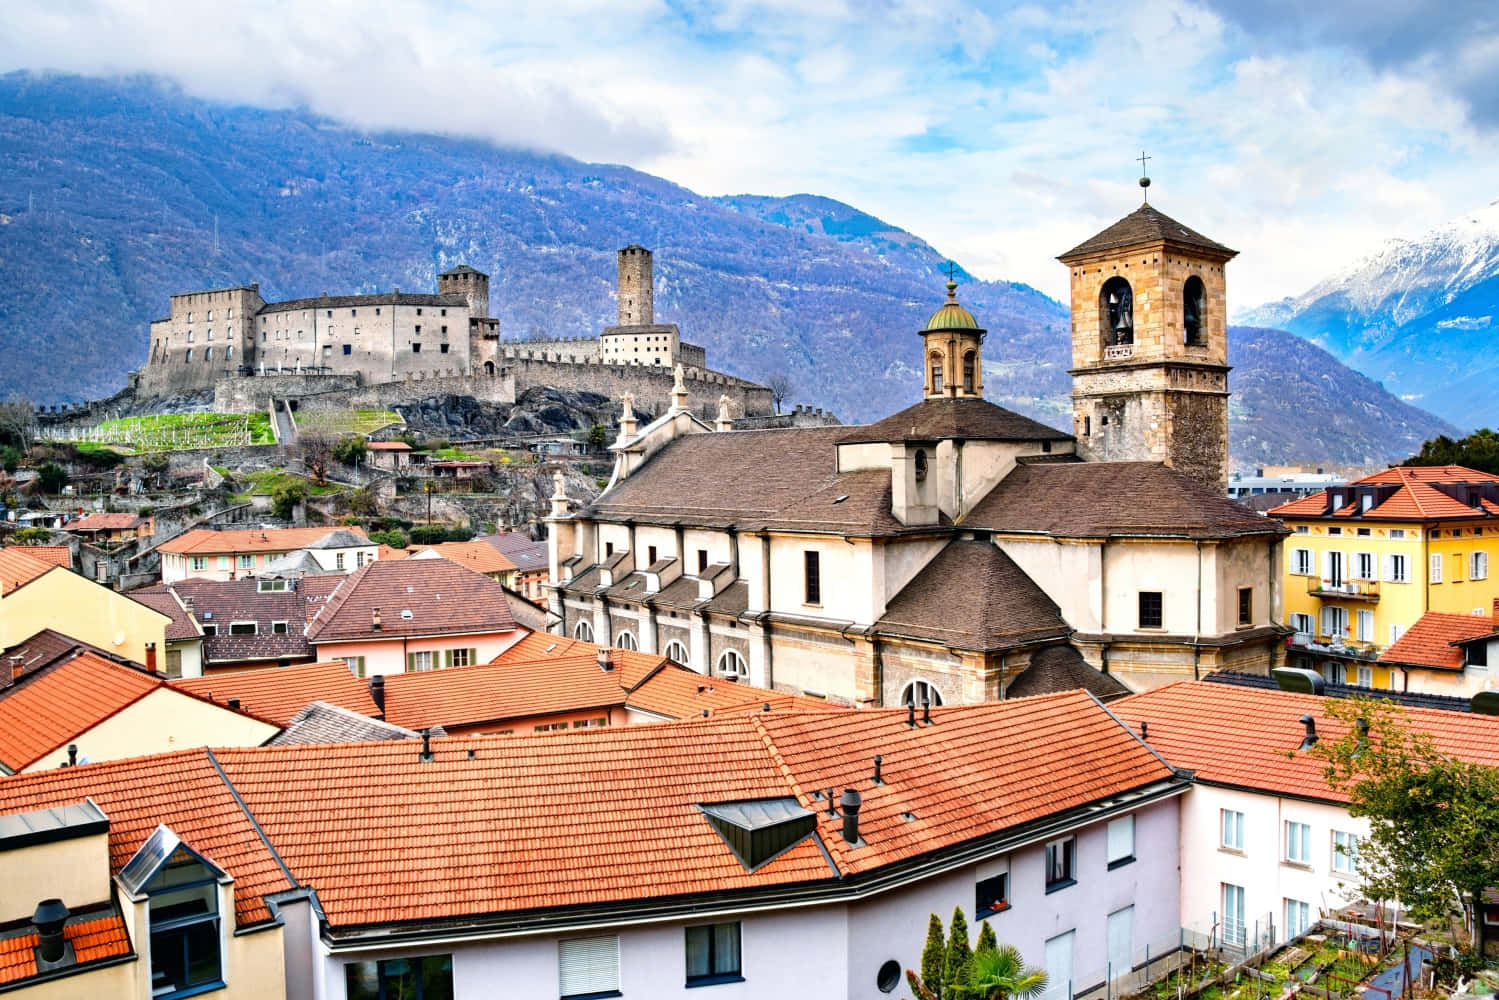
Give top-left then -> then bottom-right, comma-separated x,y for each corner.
127,589 -> 202,642
0,548 -> 55,596
366,441 -> 411,451
494,632 -> 596,661
1005,644 -> 1133,701
0,911 -> 133,985
0,750 -> 295,926
876,540 -> 1069,651
1,630 -> 115,686
172,661 -> 378,727
410,540 -> 518,576
64,513 -> 143,532
0,652 -> 163,771
306,559 -> 519,643
1269,466 -> 1499,522
1379,611 -> 1497,671
1059,203 -> 1236,260
1112,681 -> 1499,803
376,544 -> 410,561
588,426 -> 910,535
157,526 -> 367,556
967,461 -> 1283,539
837,397 -> 1072,446
5,545 -> 69,568
625,668 -> 839,720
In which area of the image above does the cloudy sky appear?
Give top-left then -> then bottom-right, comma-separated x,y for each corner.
3,0 -> 1497,307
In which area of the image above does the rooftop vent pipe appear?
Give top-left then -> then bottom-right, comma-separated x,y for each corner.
33,899 -> 68,965
825,788 -> 837,817
907,703 -> 916,729
369,675 -> 386,713
419,729 -> 433,763
598,648 -> 614,672
873,755 -> 883,785
1140,722 -> 1149,740
67,745 -> 77,767
922,699 -> 933,726
1298,714 -> 1319,751
840,789 -> 862,844
372,608 -> 382,632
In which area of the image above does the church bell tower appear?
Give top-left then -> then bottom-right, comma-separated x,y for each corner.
1059,183 -> 1236,490
920,271 -> 985,399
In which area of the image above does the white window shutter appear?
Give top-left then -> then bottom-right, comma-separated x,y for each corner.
1321,607 -> 1335,636
559,937 -> 619,997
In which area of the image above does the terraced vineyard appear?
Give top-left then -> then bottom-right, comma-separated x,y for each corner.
293,410 -> 403,436
52,412 -> 275,451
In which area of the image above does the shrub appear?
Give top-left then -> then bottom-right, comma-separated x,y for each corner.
36,462 -> 68,494
332,437 -> 368,466
271,482 -> 308,521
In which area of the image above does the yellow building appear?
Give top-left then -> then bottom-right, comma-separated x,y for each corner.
1270,465 -> 1499,691
0,552 -> 170,668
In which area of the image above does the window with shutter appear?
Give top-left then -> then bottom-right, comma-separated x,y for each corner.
1106,815 -> 1134,869
1430,553 -> 1442,583
558,936 -> 619,999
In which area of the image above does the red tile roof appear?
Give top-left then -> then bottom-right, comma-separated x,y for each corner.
366,441 -> 411,451
0,911 -> 133,985
0,652 -> 163,771
306,559 -> 519,642
65,513 -> 144,532
410,540 -> 518,576
1270,466 -> 1499,522
0,548 -> 56,596
1112,681 -> 1499,803
1379,611 -> 1497,671
6,545 -> 69,569
127,589 -> 202,642
172,661 -> 379,727
158,526 -> 368,556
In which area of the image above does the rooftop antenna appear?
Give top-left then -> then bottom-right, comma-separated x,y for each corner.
1137,150 -> 1152,203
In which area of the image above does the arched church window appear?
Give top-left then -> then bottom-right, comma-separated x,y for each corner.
574,620 -> 594,642
929,353 -> 944,393
615,630 -> 637,651
962,351 -> 976,393
914,449 -> 928,483
1183,276 -> 1206,346
716,649 -> 748,681
664,640 -> 690,667
1100,277 -> 1134,347
900,679 -> 943,707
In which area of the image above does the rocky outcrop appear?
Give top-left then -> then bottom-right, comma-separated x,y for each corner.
393,387 -> 616,441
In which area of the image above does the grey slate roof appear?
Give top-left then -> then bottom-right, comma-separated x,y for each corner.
266,702 -> 418,746
1059,203 -> 1236,260
1005,644 -> 1132,701
875,540 -> 1070,652
258,292 -> 467,314
304,530 -> 372,550
837,397 -> 1072,446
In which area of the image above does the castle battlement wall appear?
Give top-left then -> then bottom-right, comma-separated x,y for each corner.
507,356 -> 771,419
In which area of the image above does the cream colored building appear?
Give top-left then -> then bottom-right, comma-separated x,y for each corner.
0,564 -> 169,667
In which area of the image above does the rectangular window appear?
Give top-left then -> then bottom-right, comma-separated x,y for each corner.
1138,591 -> 1163,629
1354,552 -> 1375,580
440,343 -> 450,354
1285,821 -> 1311,864
1043,930 -> 1075,1000
346,954 -> 453,1000
1290,613 -> 1314,639
228,622 -> 257,635
147,871 -> 222,997
1107,815 -> 1135,869
1223,883 -> 1247,947
1292,548 -> 1313,575
804,550 -> 821,605
336,552 -> 346,570
1390,529 -> 1406,539
559,936 -> 619,999
164,649 -> 183,679
1328,526 -> 1342,536
648,545 -> 658,566
190,556 -> 208,572
685,921 -> 742,986
1356,665 -> 1373,687
1389,623 -> 1405,645
605,542 -> 614,557
1237,587 -> 1252,626
1285,899 -> 1311,938
1469,643 -> 1489,669
237,554 -> 253,569
343,344 -> 353,355
357,552 -> 366,568
407,650 -> 434,672
1332,831 -> 1359,873
1045,836 -> 1076,891
1321,602 -> 1350,637
1220,809 -> 1244,851
1473,551 -> 1489,580
450,647 -> 475,668
200,624 -> 217,637
697,549 -> 708,573
975,865 -> 1010,918
1107,907 -> 1134,983
412,342 -> 422,353
1431,553 -> 1443,582
342,656 -> 366,679
1355,609 -> 1373,642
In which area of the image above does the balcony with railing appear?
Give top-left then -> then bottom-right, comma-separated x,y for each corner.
1287,631 -> 1383,663
1307,578 -> 1380,603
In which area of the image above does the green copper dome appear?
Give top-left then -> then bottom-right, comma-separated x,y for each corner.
921,279 -> 984,333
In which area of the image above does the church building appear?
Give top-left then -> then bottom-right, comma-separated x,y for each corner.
546,199 -> 1289,702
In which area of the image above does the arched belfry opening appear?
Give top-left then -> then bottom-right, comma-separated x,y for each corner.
962,351 -> 977,394
1183,275 -> 1206,346
1100,276 -> 1133,347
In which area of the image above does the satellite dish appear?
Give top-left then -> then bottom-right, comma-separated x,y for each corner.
113,632 -> 126,647
1273,667 -> 1325,696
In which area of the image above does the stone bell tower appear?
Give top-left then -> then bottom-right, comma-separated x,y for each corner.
1058,187 -> 1236,490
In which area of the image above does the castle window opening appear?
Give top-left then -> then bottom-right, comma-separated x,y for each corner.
207,310 -> 213,320
441,308 -> 447,316
441,326 -> 448,334
225,346 -> 233,361
412,343 -> 422,353
326,310 -> 332,318
375,308 -> 381,315
343,345 -> 352,355
440,344 -> 450,354
351,309 -> 357,317
227,308 -> 233,319
416,308 -> 423,315
185,349 -> 192,363
415,325 -> 421,334
187,330 -> 194,343
204,346 -> 213,361
207,329 -> 213,340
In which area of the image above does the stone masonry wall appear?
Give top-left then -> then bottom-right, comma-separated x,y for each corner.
507,356 -> 772,419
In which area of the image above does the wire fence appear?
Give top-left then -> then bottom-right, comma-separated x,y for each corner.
1068,911 -> 1277,1000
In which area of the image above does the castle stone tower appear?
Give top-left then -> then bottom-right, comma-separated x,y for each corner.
438,264 -> 491,319
617,245 -> 654,326
1058,201 -> 1237,490
920,276 -> 985,399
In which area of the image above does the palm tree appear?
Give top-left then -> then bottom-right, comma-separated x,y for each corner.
965,944 -> 1048,1000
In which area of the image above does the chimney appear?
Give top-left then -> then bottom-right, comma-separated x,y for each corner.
840,789 -> 863,844
67,745 -> 77,767
227,698 -> 241,712
370,675 -> 386,713
598,647 -> 614,672
1492,596 -> 1499,624
922,698 -> 933,726
872,755 -> 883,785
907,703 -> 916,729
144,642 -> 157,673
419,729 -> 433,763
372,608 -> 382,632
1298,714 -> 1319,751
33,899 -> 68,965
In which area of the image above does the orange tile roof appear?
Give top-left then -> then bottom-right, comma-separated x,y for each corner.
1379,611 -> 1497,671
411,540 -> 518,576
158,527 -> 368,556
65,513 -> 144,531
0,750 -> 295,926
1270,465 -> 1499,522
493,632 -> 596,661
6,545 -> 70,568
0,548 -> 56,596
172,661 -> 379,727
376,544 -> 410,561
0,911 -> 133,985
0,652 -> 162,771
626,668 -> 840,720
306,559 -> 519,642
1113,681 -> 1499,803
366,441 -> 412,451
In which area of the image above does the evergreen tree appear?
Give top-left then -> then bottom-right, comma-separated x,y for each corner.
907,912 -> 947,1000
975,920 -> 998,957
1404,428 -> 1499,475
944,907 -> 975,997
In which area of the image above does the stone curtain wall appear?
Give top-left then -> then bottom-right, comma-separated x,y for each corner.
213,373 -> 515,414
507,356 -> 772,419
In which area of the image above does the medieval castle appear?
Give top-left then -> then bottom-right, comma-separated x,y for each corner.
133,246 -> 772,421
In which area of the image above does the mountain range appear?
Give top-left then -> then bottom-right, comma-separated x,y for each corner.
1244,199 -> 1499,431
0,73 -> 1461,469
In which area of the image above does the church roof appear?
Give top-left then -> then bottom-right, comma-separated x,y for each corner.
1005,644 -> 1132,701
965,461 -> 1284,539
1059,204 -> 1236,261
837,397 -> 1072,446
875,540 -> 1069,652
587,427 -> 916,536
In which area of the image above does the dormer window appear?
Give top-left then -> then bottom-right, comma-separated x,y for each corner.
700,798 -> 817,871
119,827 -> 226,1000
914,449 -> 928,482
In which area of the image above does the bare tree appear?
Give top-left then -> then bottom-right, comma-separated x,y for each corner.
300,433 -> 333,486
0,394 -> 37,455
763,371 -> 793,414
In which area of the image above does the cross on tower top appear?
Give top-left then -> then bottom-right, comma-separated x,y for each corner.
943,261 -> 959,282
1137,150 -> 1152,202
